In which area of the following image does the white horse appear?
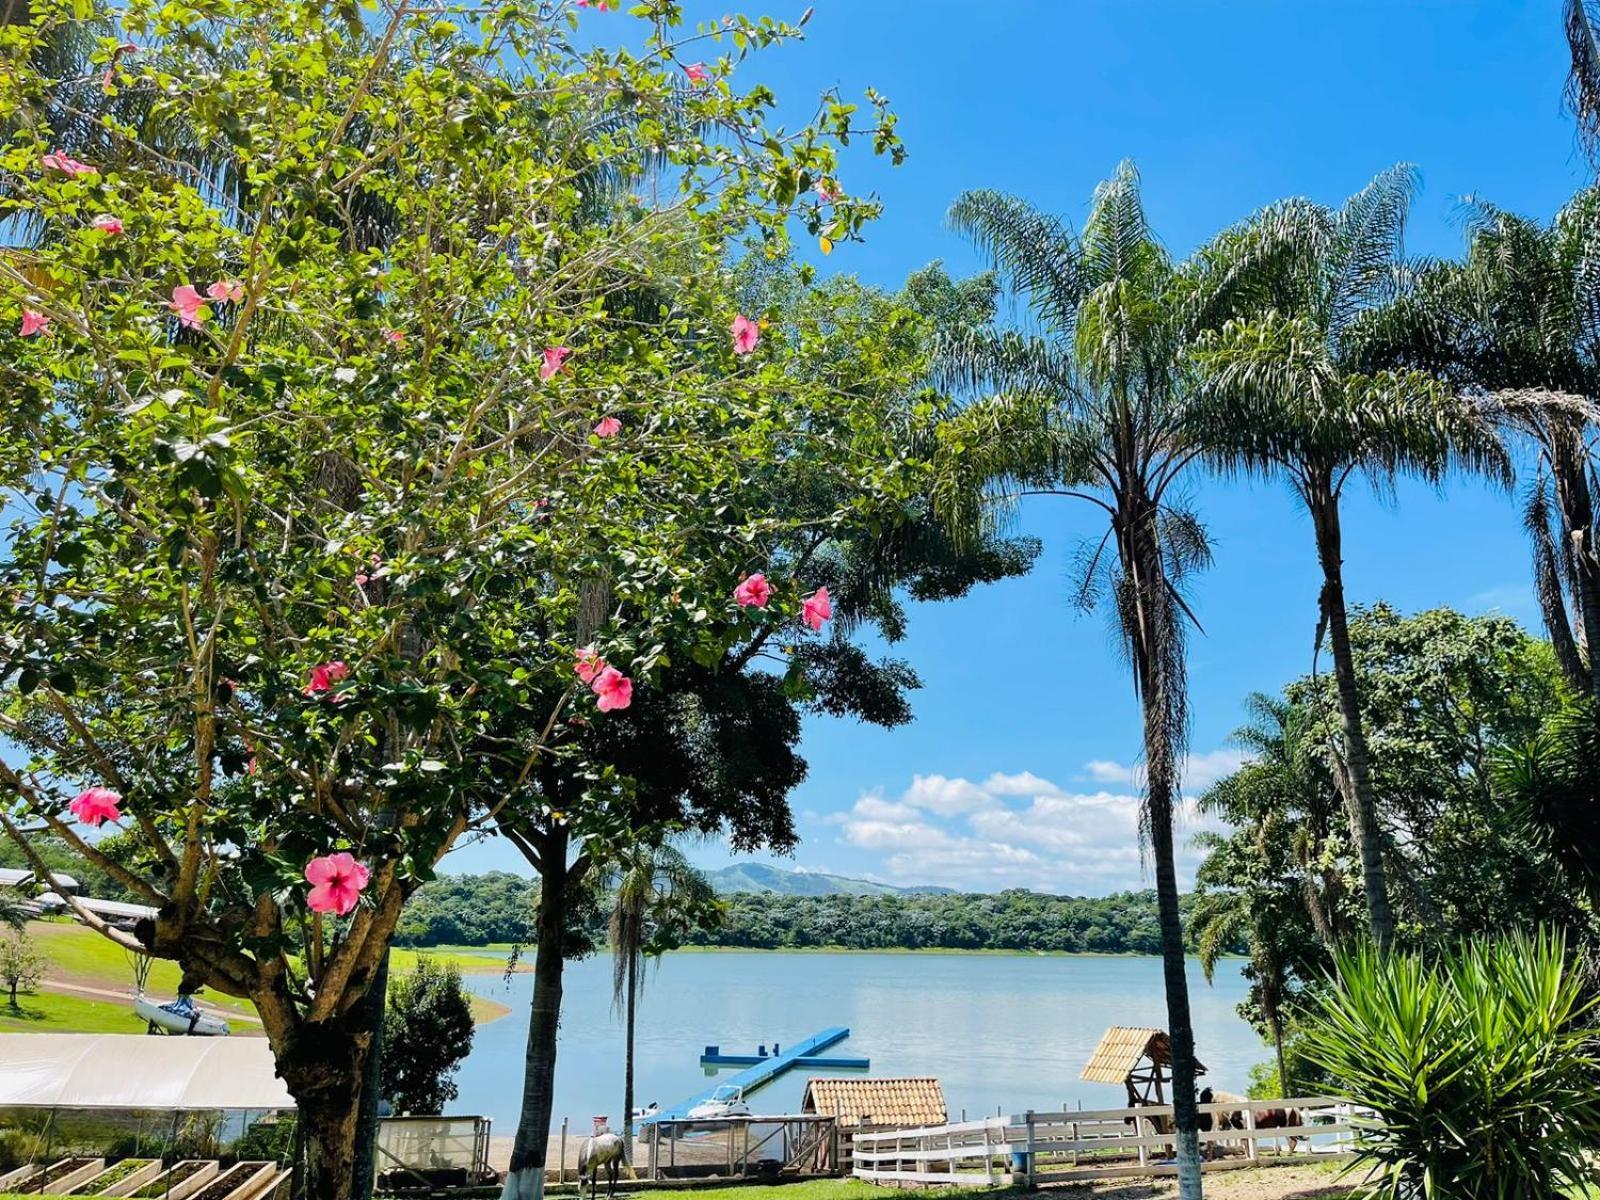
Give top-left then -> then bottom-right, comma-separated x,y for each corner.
579,1126 -> 625,1200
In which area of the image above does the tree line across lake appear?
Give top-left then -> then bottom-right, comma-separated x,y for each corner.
391,871 -> 1202,955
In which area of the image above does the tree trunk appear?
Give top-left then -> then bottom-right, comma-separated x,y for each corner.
1149,783 -> 1204,1199
622,951 -> 637,1167
501,827 -> 571,1200
1308,488 -> 1394,949
1550,425 -> 1600,699
1124,502 -> 1204,1200
278,1018 -> 373,1200
351,949 -> 390,1200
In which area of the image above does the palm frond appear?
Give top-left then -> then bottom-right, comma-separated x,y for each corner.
1325,164 -> 1417,339
1567,0 -> 1600,166
945,189 -> 1085,332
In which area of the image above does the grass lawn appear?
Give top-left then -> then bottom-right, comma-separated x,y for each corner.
17,921 -> 512,1033
390,945 -> 525,974
0,989 -> 155,1035
25,921 -> 257,1016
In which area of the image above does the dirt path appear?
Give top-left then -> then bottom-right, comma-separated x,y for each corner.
1049,1162 -> 1360,1198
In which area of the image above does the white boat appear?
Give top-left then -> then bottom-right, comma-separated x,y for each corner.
686,1085 -> 750,1120
135,993 -> 231,1036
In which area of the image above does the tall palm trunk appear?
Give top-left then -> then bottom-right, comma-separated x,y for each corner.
1307,481 -> 1394,948
501,826 -> 571,1200
1550,426 -> 1600,698
621,951 -> 637,1166
1147,779 -> 1204,1197
1256,944 -> 1290,1099
1125,509 -> 1204,1200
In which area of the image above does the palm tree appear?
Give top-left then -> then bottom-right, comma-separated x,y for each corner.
1192,694 -> 1347,1099
1356,191 -> 1600,700
604,840 -> 720,1165
935,161 -> 1210,1198
1567,0 -> 1600,166
1187,166 -> 1509,949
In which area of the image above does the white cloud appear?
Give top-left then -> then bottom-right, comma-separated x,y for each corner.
902,774 -> 999,816
1082,760 -> 1137,785
1078,749 -> 1248,794
833,755 -> 1235,895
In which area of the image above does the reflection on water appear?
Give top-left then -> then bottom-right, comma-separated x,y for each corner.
455,951 -> 1258,1132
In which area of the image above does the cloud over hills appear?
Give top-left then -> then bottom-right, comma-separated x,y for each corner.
830,752 -> 1242,894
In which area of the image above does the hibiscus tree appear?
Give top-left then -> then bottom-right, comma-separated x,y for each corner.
0,3 -> 906,1199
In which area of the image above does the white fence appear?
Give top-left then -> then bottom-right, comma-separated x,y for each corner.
852,1097 -> 1361,1186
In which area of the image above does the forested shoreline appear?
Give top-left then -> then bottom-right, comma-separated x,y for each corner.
390,872 -> 1203,955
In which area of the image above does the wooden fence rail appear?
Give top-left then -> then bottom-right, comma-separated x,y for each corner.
852,1097 -> 1364,1186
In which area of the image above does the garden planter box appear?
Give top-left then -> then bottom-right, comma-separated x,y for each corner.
0,1163 -> 38,1190
124,1160 -> 218,1200
223,1164 -> 287,1200
8,1158 -> 106,1195
180,1162 -> 278,1200
72,1160 -> 164,1196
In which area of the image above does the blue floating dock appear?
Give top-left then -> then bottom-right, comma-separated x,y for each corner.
699,1053 -> 871,1069
647,1027 -> 866,1121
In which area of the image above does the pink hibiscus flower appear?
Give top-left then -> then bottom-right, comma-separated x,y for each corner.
802,586 -> 833,631
20,310 -> 50,337
91,214 -> 124,235
206,279 -> 244,303
733,572 -> 771,608
385,329 -> 406,346
304,851 -> 370,916
41,151 -> 96,178
541,346 -> 572,381
591,666 -> 633,712
575,646 -> 605,684
69,786 -> 122,827
302,659 -> 350,697
730,314 -> 760,355
594,416 -> 622,438
684,62 -> 709,85
169,284 -> 207,329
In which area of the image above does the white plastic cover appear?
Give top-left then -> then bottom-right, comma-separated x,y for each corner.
0,1034 -> 294,1110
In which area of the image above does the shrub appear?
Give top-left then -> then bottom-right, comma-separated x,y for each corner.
1302,930 -> 1600,1199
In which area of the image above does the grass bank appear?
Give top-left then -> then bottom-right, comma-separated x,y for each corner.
10,922 -> 513,1034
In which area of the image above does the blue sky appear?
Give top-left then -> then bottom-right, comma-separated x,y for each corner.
448,0 -> 1591,892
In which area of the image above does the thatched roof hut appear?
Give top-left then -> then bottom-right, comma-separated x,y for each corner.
1081,1027 -> 1205,1106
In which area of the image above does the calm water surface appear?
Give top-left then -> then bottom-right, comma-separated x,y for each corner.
455,951 -> 1259,1132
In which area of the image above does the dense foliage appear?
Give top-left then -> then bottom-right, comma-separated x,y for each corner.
0,2 -> 916,1196
1194,605 -> 1599,1096
380,957 -> 475,1117
394,871 -> 1201,955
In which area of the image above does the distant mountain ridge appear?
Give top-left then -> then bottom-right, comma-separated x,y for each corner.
705,862 -> 955,897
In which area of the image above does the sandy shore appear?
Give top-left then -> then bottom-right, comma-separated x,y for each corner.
1053,1161 -> 1358,1198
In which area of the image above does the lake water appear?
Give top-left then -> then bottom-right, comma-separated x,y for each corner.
455,951 -> 1260,1132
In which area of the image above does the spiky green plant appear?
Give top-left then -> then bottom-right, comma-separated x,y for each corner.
1302,931 -> 1600,1200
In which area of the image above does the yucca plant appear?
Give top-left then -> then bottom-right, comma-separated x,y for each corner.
1302,931 -> 1600,1199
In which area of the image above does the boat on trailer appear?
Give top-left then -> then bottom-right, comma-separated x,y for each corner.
134,993 -> 231,1036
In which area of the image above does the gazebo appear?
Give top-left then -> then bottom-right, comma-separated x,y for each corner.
1080,1026 -> 1206,1108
